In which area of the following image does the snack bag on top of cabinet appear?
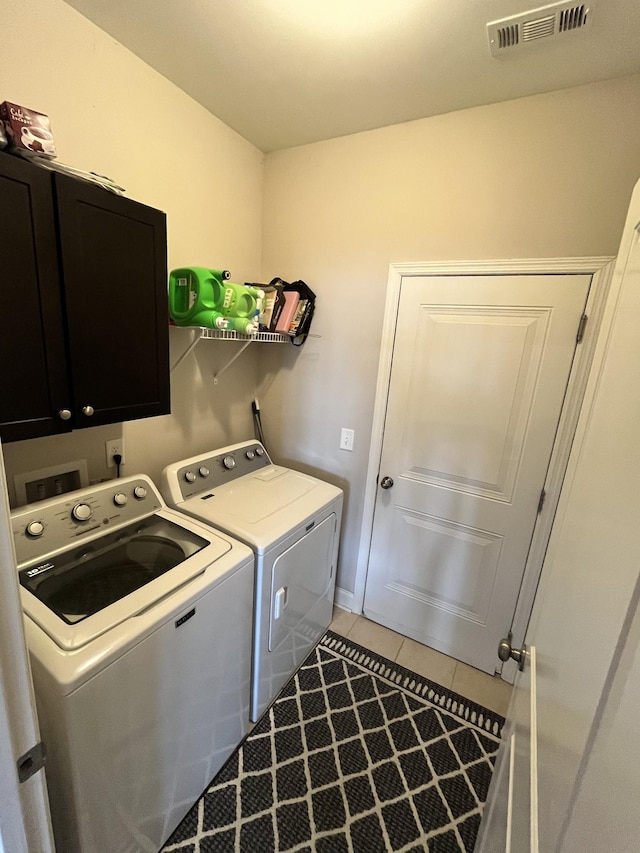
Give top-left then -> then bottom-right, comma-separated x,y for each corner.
0,101 -> 57,158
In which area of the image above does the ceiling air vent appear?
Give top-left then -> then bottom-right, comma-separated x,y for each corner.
488,1 -> 592,57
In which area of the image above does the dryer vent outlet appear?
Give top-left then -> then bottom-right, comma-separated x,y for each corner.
487,1 -> 592,56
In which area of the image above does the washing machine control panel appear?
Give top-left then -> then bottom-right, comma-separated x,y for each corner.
174,441 -> 272,500
11,476 -> 163,567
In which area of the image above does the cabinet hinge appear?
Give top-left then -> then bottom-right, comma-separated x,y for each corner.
17,741 -> 46,783
537,488 -> 546,514
576,313 -> 588,343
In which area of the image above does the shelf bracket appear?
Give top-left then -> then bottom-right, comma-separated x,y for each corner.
170,328 -> 201,373
169,326 -> 290,380
213,340 -> 254,384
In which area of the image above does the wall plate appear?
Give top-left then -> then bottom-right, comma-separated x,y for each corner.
14,459 -> 89,507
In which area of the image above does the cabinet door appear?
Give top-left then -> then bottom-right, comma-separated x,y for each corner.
0,154 -> 72,442
54,174 -> 170,428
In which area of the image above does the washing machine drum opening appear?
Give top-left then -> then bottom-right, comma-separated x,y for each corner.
20,517 -> 209,624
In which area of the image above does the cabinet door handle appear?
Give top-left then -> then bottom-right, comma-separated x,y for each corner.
82,405 -> 95,417
58,409 -> 72,421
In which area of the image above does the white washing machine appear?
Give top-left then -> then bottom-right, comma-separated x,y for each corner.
11,474 -> 254,853
162,440 -> 343,722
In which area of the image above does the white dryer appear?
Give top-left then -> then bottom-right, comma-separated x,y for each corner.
162,440 -> 343,722
11,475 -> 254,853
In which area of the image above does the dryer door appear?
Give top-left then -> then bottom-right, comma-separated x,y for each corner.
269,514 -> 336,652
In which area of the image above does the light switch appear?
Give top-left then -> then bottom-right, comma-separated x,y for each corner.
340,428 -> 355,451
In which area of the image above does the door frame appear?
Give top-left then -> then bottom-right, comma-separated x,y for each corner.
0,443 -> 55,853
352,257 -> 614,680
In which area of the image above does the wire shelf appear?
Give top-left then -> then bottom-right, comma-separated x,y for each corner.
170,325 -> 291,375
198,328 -> 290,343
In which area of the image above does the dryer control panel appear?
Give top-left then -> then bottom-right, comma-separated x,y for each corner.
165,441 -> 273,502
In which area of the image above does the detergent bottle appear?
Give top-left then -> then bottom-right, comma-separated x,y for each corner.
216,287 -> 265,335
220,282 -> 263,319
168,267 -> 230,328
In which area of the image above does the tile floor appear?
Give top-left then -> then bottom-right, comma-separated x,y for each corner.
329,607 -> 512,717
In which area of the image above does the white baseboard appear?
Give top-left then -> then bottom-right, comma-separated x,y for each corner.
334,587 -> 355,612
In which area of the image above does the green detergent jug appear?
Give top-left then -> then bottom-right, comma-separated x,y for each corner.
168,267 -> 263,331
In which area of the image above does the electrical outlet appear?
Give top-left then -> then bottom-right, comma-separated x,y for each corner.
340,428 -> 355,452
106,439 -> 125,468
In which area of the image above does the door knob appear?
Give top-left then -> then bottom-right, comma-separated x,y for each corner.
498,635 -> 527,671
380,476 -> 394,489
58,409 -> 72,421
82,405 -> 95,417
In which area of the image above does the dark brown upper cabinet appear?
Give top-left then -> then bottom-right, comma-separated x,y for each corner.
0,154 -> 169,443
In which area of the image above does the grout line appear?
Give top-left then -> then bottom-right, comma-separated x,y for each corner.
332,616 -> 511,715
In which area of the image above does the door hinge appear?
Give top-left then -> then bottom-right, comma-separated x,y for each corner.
537,488 -> 546,514
17,741 -> 46,783
576,313 -> 588,343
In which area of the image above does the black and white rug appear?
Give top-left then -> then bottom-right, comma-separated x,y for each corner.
162,631 -> 504,853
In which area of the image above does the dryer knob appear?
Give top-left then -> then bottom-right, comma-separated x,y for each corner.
199,466 -> 210,478
184,470 -> 196,483
223,455 -> 236,470
255,447 -> 264,457
26,520 -> 44,538
113,493 -> 128,507
72,503 -> 93,522
246,450 -> 255,460
133,486 -> 147,500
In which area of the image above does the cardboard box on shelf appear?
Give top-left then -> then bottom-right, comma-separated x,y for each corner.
251,281 -> 286,332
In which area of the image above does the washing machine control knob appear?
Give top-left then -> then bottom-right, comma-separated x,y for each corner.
255,447 -> 264,457
223,455 -> 236,470
26,520 -> 44,538
184,471 -> 196,483
72,503 -> 93,522
113,493 -> 128,507
199,466 -> 210,477
246,450 -> 255,460
133,486 -> 147,499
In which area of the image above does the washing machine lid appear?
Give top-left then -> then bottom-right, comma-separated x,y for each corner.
178,465 -> 342,553
19,510 -> 233,651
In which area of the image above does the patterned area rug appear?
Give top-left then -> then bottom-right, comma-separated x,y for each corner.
162,631 -> 504,853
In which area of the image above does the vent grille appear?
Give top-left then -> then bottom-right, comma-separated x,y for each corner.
559,4 -> 589,31
522,15 -> 555,41
488,2 -> 592,56
497,24 -> 520,49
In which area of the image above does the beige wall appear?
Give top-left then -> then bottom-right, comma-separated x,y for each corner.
260,74 -> 640,596
1,0 -> 264,504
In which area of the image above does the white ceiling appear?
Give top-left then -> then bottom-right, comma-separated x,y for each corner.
62,0 -> 640,152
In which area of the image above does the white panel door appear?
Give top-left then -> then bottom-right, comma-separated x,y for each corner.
363,274 -> 590,673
